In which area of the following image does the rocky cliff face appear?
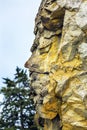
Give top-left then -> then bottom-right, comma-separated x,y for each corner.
25,0 -> 87,130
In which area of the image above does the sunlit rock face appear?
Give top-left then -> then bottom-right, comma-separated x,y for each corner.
25,0 -> 87,130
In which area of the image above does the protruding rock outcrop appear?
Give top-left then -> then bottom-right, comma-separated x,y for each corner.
25,0 -> 87,130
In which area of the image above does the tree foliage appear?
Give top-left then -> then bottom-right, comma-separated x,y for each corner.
0,67 -> 37,130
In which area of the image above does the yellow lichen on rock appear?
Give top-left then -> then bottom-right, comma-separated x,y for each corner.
25,0 -> 87,130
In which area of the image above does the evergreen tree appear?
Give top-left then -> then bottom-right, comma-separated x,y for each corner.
0,67 -> 37,130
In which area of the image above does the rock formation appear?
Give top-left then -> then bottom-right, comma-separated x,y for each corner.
25,0 -> 87,130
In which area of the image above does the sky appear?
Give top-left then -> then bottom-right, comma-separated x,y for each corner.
0,0 -> 41,102
0,0 -> 41,85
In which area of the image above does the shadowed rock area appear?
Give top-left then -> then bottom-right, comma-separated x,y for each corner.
25,0 -> 87,130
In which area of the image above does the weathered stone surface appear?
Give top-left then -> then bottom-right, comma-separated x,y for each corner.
25,0 -> 87,130
76,1 -> 87,31
57,0 -> 82,10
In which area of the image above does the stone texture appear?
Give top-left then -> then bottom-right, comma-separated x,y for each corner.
25,0 -> 87,130
76,1 -> 87,31
57,0 -> 82,10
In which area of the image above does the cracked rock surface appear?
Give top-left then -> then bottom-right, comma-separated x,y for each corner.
25,0 -> 87,130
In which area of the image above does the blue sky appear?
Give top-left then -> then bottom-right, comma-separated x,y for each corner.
0,0 -> 41,87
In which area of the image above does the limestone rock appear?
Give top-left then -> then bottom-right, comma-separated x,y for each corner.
78,42 -> 87,58
25,0 -> 87,130
76,1 -> 87,31
57,0 -> 82,10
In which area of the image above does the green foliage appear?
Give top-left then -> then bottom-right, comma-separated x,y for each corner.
0,67 -> 37,130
